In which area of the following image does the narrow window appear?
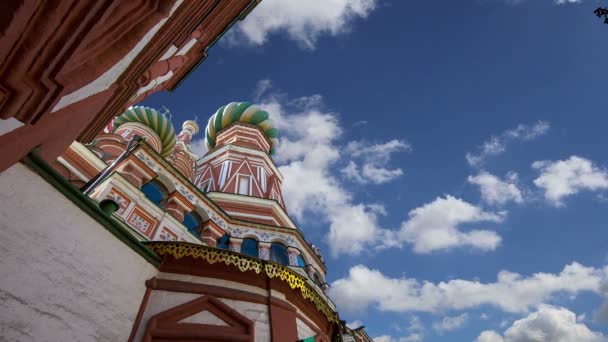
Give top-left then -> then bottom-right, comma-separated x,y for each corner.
217,234 -> 230,250
297,254 -> 306,267
200,180 -> 211,193
183,211 -> 203,236
270,243 -> 289,265
141,180 -> 169,207
241,238 -> 259,258
238,176 -> 250,195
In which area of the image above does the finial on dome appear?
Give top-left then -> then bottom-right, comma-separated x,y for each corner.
182,120 -> 199,135
176,119 -> 199,145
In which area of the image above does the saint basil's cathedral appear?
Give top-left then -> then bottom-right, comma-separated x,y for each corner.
0,1 -> 373,341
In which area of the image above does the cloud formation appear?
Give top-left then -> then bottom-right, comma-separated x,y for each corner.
233,0 -> 378,49
468,171 -> 523,206
433,313 -> 469,333
398,195 -> 504,253
189,138 -> 208,157
532,156 -> 608,206
330,262 -> 604,314
476,305 -> 605,342
255,80 -> 505,256
257,81 -> 390,257
342,139 -> 411,184
373,334 -> 423,342
466,121 -> 549,167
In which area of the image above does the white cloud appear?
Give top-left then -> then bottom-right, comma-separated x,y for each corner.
342,139 -> 410,184
255,81 -> 503,257
398,195 -> 504,253
383,315 -> 426,341
476,305 -> 606,342
259,85 -> 389,257
374,334 -> 424,342
347,320 -> 364,329
189,138 -> 208,157
233,0 -> 378,49
532,156 -> 608,206
594,278 -> 608,323
466,121 -> 549,167
432,313 -> 469,333
476,330 -> 505,342
330,262 -> 603,314
468,171 -> 523,206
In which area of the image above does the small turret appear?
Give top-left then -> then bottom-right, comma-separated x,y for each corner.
167,120 -> 200,182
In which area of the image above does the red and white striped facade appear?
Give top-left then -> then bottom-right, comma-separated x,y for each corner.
195,123 -> 289,226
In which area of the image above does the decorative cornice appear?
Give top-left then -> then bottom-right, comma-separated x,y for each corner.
144,241 -> 338,323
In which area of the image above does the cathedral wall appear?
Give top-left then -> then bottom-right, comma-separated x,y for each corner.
0,163 -> 158,341
297,317 -> 318,340
134,273 -> 273,342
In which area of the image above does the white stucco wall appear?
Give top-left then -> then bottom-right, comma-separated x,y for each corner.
0,164 -> 158,341
134,273 -> 271,342
296,317 -> 317,340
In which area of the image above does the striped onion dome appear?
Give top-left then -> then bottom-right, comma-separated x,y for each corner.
205,102 -> 279,154
113,106 -> 176,157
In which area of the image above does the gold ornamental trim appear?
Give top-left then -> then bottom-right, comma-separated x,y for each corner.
144,241 -> 339,322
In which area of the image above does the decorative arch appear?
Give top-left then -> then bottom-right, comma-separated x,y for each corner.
241,232 -> 262,241
143,295 -> 254,342
154,173 -> 177,193
268,236 -> 290,247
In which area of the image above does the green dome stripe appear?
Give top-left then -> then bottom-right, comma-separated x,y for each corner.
222,102 -> 237,127
247,110 -> 269,125
206,128 -> 215,147
230,102 -> 250,122
264,128 -> 279,138
135,107 -> 147,126
214,106 -> 226,134
113,106 -> 176,157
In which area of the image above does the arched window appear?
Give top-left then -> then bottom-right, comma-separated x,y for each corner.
270,243 -> 289,265
296,254 -> 306,268
141,180 -> 169,207
183,211 -> 203,236
217,234 -> 230,250
241,238 -> 258,258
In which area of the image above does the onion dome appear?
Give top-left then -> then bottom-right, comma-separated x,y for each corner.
113,106 -> 176,157
182,120 -> 200,135
205,102 -> 279,154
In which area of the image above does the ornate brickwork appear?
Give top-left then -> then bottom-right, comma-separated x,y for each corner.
107,188 -> 131,214
159,228 -> 178,241
127,209 -> 156,236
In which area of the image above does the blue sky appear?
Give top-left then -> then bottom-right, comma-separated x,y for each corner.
142,0 -> 608,340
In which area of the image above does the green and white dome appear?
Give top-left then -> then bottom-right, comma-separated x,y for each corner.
113,106 -> 177,157
205,102 -> 279,154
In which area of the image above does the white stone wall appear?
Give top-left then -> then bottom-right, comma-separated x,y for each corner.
135,273 -> 272,342
135,292 -> 271,342
0,164 -> 158,341
296,317 -> 317,340
221,299 -> 270,342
